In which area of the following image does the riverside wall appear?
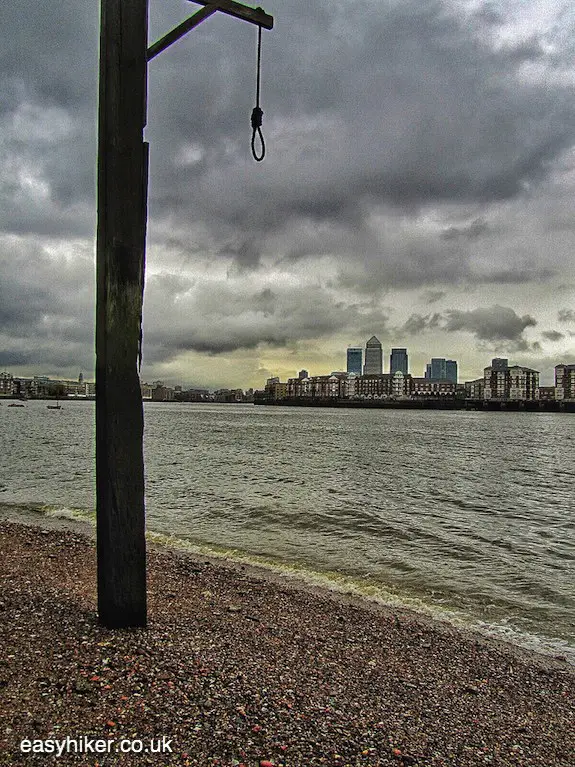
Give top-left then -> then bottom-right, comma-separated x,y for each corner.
255,397 -> 575,412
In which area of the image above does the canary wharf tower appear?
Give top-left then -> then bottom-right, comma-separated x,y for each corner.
364,336 -> 383,374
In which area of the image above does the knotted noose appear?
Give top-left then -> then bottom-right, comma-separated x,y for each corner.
251,23 -> 265,161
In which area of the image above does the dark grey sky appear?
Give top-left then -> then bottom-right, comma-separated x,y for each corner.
1,0 -> 574,387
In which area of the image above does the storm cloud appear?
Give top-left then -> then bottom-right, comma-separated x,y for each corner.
541,330 -> 564,341
142,272 -> 390,358
444,306 -> 537,343
1,0 -> 574,386
400,313 -> 442,336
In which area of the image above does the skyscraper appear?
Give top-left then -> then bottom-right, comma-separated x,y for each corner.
445,360 -> 457,384
425,358 -> 458,383
430,358 -> 447,380
363,336 -> 383,374
390,348 -> 408,375
347,347 -> 363,375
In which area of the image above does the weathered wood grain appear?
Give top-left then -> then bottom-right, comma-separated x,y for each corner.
96,0 -> 148,628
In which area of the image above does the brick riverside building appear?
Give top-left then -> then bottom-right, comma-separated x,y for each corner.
555,364 -> 575,400
464,378 -> 485,399
411,378 -> 457,397
483,364 -> 539,401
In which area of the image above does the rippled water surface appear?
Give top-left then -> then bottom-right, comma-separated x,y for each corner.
1,400 -> 574,660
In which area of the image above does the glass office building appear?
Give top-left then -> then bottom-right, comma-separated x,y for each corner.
390,348 -> 408,375
425,358 -> 458,383
346,347 -> 363,375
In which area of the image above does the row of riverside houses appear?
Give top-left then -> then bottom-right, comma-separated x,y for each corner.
0,372 -> 255,403
263,359 -> 575,404
141,381 -> 255,403
0,371 -> 95,399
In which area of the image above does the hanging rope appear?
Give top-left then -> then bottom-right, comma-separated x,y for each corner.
251,24 -> 265,161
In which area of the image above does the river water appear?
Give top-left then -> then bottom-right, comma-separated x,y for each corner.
1,400 -> 573,662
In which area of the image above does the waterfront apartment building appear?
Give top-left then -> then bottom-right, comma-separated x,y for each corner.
425,358 -> 457,383
465,378 -> 485,399
214,389 -> 244,403
141,382 -> 153,399
265,377 -> 288,400
346,347 -> 363,375
390,348 -> 408,375
391,371 -> 410,397
152,384 -> 175,401
363,336 -> 383,374
287,374 -> 344,399
483,364 -> 539,401
411,377 -> 457,397
0,371 -> 15,396
352,372 -> 412,399
555,364 -> 575,400
355,374 -> 392,398
538,386 -> 556,401
284,372 -> 412,400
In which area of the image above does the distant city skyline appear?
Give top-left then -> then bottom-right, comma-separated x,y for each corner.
6,355 -> 575,404
263,356 -> 575,407
5,344 -> 575,391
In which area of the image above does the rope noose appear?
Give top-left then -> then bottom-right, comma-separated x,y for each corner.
251,23 -> 265,161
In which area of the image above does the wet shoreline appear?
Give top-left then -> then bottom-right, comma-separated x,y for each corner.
1,515 -> 574,766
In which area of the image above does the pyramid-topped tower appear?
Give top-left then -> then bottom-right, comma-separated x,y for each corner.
364,336 -> 383,374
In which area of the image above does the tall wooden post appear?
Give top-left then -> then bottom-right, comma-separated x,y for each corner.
95,0 -> 272,630
96,0 -> 148,627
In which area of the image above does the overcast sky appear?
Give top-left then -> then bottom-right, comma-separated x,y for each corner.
2,0 -> 575,388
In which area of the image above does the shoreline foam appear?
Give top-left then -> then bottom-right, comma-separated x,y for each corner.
1,501 -> 573,669
0,501 -> 573,671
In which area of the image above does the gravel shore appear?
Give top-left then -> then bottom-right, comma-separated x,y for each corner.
0,518 -> 574,767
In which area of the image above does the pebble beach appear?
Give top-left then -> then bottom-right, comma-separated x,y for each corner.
0,516 -> 574,767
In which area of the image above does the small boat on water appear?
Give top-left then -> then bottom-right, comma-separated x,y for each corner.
47,404 -> 62,409
8,402 -> 25,407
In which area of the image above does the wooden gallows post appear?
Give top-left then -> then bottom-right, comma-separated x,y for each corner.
96,0 -> 273,628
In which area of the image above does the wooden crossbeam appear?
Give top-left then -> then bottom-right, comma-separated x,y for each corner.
189,0 -> 274,29
148,1 -> 273,61
147,5 -> 218,60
